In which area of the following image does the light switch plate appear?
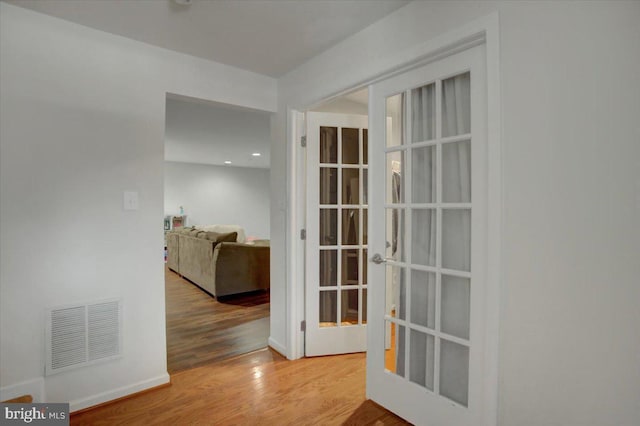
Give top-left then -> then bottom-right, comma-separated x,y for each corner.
123,191 -> 139,211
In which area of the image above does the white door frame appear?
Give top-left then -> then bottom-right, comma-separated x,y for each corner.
285,11 -> 501,425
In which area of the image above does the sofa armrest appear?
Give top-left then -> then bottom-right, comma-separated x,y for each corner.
213,242 -> 270,297
166,232 -> 180,272
178,235 -> 217,295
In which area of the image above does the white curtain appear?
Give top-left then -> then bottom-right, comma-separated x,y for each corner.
442,73 -> 471,272
394,74 -> 471,396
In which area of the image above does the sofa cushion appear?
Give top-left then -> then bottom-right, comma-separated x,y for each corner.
199,224 -> 246,243
216,232 -> 238,243
197,231 -> 219,241
196,231 -> 214,240
198,231 -> 238,243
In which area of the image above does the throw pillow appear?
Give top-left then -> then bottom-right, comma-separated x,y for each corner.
198,231 -> 237,243
216,232 -> 238,243
199,231 -> 220,240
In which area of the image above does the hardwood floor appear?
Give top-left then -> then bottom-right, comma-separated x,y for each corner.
165,267 -> 270,373
71,348 -> 410,425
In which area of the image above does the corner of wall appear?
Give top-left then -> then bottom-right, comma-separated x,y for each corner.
267,336 -> 287,359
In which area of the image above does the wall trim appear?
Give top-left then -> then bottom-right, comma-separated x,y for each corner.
267,336 -> 287,358
68,373 -> 170,412
0,377 -> 45,403
481,12 -> 502,426
71,381 -> 171,415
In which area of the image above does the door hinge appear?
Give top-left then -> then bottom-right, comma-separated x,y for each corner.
300,229 -> 306,240
300,135 -> 307,147
300,320 -> 306,332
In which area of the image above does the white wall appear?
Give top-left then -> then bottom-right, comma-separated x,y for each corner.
274,1 -> 640,425
311,97 -> 368,115
164,162 -> 270,239
0,2 -> 276,410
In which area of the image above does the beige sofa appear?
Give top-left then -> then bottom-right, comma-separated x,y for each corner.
166,225 -> 269,298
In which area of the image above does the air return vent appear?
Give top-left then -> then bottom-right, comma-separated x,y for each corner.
46,299 -> 122,375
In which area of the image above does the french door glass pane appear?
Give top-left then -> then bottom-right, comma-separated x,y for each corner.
412,145 -> 436,203
396,325 -> 406,376
319,168 -> 337,204
409,330 -> 435,391
362,288 -> 368,323
363,209 -> 368,245
385,320 -> 401,375
342,168 -> 360,204
319,208 -> 337,246
442,209 -> 470,271
342,128 -> 359,164
386,151 -> 404,204
320,126 -> 338,163
319,250 -> 337,287
341,289 -> 359,325
411,83 -> 436,142
319,290 -> 337,326
442,72 -> 471,137
342,209 -> 359,245
386,93 -> 404,147
410,270 -> 436,329
363,249 -> 368,284
411,209 -> 437,267
341,249 -> 359,285
440,340 -> 469,407
441,275 -> 470,339
385,209 -> 404,261
363,129 -> 369,165
386,265 -> 405,320
442,140 -> 471,203
363,169 -> 368,204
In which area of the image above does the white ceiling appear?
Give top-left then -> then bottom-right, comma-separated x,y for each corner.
6,0 -> 410,77
165,95 -> 271,168
8,0 -> 393,169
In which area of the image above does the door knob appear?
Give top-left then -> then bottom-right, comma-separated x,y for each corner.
371,253 -> 386,264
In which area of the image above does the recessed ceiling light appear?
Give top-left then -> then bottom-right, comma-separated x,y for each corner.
224,160 -> 232,164
252,152 -> 261,157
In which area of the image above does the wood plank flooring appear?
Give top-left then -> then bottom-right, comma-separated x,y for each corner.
165,267 -> 270,373
71,348 -> 410,425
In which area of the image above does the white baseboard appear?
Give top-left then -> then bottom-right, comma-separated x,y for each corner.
268,336 -> 288,359
0,377 -> 45,402
69,373 -> 170,412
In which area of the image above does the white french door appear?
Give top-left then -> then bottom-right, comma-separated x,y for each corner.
367,45 -> 488,425
305,112 -> 369,356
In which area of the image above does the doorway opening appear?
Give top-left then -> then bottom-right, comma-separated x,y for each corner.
294,35 -> 499,425
163,93 -> 272,373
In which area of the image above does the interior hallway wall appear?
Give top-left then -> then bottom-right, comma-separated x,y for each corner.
0,2 -> 276,410
164,161 -> 270,239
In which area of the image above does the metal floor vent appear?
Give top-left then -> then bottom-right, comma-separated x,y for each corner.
46,299 -> 122,375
